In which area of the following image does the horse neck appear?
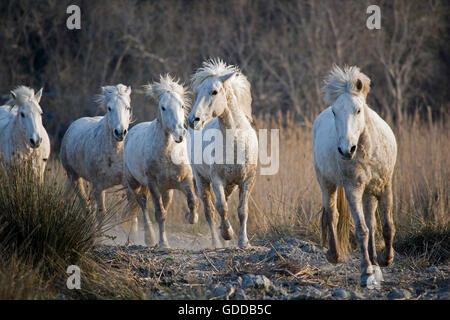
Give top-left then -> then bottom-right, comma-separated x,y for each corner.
218,89 -> 251,132
358,105 -> 375,156
154,118 -> 173,151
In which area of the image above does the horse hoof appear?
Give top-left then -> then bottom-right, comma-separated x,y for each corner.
377,251 -> 394,267
220,220 -> 234,241
374,265 -> 384,283
326,250 -> 342,264
159,242 -> 170,249
361,266 -> 380,290
238,241 -> 251,248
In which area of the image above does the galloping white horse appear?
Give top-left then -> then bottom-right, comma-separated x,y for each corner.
313,65 -> 397,289
124,75 -> 198,248
188,59 -> 258,248
0,86 -> 50,181
60,84 -> 132,224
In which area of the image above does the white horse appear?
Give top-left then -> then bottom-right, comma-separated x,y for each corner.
60,84 -> 132,224
188,59 -> 258,248
313,65 -> 397,289
0,86 -> 50,181
124,75 -> 198,248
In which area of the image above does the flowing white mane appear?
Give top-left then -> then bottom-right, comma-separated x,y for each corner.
143,74 -> 190,108
95,83 -> 131,105
7,86 -> 37,106
322,65 -> 371,106
191,58 -> 252,121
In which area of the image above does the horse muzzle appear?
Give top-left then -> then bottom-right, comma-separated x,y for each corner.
29,137 -> 41,149
188,115 -> 203,130
113,128 -> 127,141
172,128 -> 187,143
338,145 -> 357,160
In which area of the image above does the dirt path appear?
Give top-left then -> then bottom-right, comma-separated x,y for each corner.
95,233 -> 449,300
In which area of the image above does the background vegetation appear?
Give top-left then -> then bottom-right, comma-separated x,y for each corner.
0,0 -> 448,149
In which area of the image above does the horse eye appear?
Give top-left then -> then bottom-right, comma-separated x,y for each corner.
357,109 -> 361,114
20,112 -> 25,118
108,107 -> 112,112
211,90 -> 218,96
331,109 -> 335,116
161,106 -> 166,111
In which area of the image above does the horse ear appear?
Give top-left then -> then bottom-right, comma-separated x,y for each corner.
35,87 -> 43,103
10,91 -> 17,100
126,86 -> 132,96
101,86 -> 110,96
219,72 -> 235,84
355,79 -> 363,92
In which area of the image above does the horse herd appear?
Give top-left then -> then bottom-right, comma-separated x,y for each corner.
0,59 -> 397,290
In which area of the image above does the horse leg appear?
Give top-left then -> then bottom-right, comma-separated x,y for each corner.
94,188 -> 106,228
148,183 -> 169,248
345,187 -> 379,289
225,184 -> 237,202
377,184 -> 395,267
212,177 -> 234,241
76,177 -> 90,206
197,176 -> 221,248
66,170 -> 90,207
320,185 -> 342,263
39,159 -> 47,183
363,193 -> 383,283
162,189 -> 173,211
180,178 -> 199,224
123,184 -> 142,245
136,189 -> 156,247
237,173 -> 256,248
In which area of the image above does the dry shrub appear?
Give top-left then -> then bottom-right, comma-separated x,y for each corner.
0,159 -> 145,299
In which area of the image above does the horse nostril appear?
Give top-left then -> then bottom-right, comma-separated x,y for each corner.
30,138 -> 35,146
123,129 -> 127,136
114,129 -> 119,136
350,145 -> 357,154
337,147 -> 343,156
194,117 -> 200,123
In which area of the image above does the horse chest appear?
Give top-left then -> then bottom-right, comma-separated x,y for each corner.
92,152 -> 123,182
214,163 -> 249,183
340,160 -> 390,196
146,158 -> 189,188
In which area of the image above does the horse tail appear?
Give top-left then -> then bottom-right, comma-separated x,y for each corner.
336,187 -> 351,257
320,187 -> 351,259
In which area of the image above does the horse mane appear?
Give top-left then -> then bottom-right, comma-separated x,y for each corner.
191,58 -> 253,121
143,74 -> 190,109
95,83 -> 131,105
6,86 -> 36,106
322,65 -> 371,106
